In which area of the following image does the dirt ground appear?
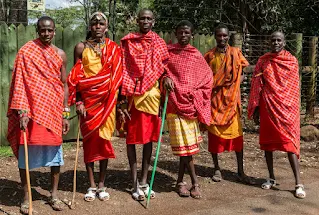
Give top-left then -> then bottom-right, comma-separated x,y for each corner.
0,132 -> 319,215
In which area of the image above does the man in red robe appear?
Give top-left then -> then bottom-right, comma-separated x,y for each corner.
120,9 -> 169,201
7,16 -> 70,214
248,31 -> 306,199
68,12 -> 122,202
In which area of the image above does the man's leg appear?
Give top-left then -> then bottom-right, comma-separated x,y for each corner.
287,152 -> 301,185
177,157 -> 186,184
98,159 -> 108,188
127,144 -> 138,191
49,166 -> 64,211
265,151 -> 275,180
19,168 -> 29,214
185,156 -> 201,198
140,142 -> 153,185
235,150 -> 244,176
85,162 -> 96,188
211,153 -> 222,182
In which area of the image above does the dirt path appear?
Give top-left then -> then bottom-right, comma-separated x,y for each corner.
0,133 -> 318,215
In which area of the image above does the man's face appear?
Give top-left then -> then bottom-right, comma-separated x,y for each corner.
90,16 -> 108,39
137,10 -> 154,34
37,20 -> 55,45
215,28 -> 229,48
270,32 -> 285,53
176,26 -> 192,46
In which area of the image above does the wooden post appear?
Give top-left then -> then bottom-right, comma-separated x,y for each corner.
306,36 -> 318,118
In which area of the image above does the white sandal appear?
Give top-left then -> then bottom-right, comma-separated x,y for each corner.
84,187 -> 97,202
97,187 -> 110,201
261,179 -> 276,190
295,184 -> 306,199
139,184 -> 155,199
132,188 -> 145,201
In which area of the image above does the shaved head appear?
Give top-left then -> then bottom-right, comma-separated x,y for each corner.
270,31 -> 286,53
271,31 -> 285,40
138,8 -> 154,19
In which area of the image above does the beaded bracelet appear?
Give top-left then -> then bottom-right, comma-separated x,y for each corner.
63,107 -> 71,112
76,101 -> 84,106
62,111 -> 70,119
18,110 -> 28,118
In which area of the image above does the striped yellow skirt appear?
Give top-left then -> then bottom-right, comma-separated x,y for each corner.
166,113 -> 202,156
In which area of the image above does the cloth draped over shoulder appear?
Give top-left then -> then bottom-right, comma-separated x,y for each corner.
167,43 -> 213,125
68,38 -> 122,140
7,38 -> 64,158
120,31 -> 169,96
248,50 -> 300,156
204,45 -> 249,125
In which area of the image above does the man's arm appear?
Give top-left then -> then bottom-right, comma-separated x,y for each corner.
59,49 -> 70,134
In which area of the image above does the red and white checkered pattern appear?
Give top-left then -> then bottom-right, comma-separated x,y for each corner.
7,39 -> 64,157
248,50 -> 300,150
120,31 -> 169,96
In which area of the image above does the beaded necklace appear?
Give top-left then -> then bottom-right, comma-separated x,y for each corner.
85,38 -> 106,57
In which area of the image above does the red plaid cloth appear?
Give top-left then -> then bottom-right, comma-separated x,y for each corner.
68,38 -> 122,139
166,44 -> 213,125
120,31 -> 169,96
204,46 -> 249,125
7,39 -> 64,158
248,50 -> 300,154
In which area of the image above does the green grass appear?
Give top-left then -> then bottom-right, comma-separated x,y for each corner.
0,146 -> 13,158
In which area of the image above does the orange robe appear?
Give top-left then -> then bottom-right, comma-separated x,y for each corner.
68,38 -> 122,163
7,39 -> 64,158
248,50 -> 300,157
204,46 -> 249,153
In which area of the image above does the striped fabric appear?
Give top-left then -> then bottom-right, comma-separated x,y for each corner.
120,31 -> 169,96
167,114 -> 202,156
248,50 -> 300,156
7,39 -> 64,158
68,38 -> 122,140
204,46 -> 249,126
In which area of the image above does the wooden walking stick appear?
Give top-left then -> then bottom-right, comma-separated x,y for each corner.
70,119 -> 81,209
146,91 -> 169,208
23,131 -> 33,215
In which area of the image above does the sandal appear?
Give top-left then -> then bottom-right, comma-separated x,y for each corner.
261,179 -> 277,190
139,184 -> 155,199
97,187 -> 110,201
176,182 -> 190,197
20,201 -> 29,215
84,187 -> 97,202
236,174 -> 256,185
295,184 -> 306,199
132,187 -> 145,201
48,197 -> 65,211
212,169 -> 222,182
190,184 -> 201,199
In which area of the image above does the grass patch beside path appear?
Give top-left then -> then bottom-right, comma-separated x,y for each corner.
0,146 -> 13,158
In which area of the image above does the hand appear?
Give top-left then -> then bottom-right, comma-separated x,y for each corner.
76,104 -> 86,118
62,119 -> 70,135
118,108 -> 131,123
19,116 -> 29,130
163,77 -> 174,92
253,107 -> 260,125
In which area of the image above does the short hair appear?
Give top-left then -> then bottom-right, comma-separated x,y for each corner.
214,24 -> 229,35
175,20 -> 195,33
37,16 -> 55,30
271,31 -> 285,40
138,8 -> 154,19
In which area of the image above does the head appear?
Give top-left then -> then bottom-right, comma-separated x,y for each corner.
137,9 -> 155,34
214,24 -> 229,48
37,16 -> 55,45
175,20 -> 194,46
270,31 -> 285,53
89,12 -> 108,40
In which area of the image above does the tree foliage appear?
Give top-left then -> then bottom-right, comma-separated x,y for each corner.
0,0 -> 27,24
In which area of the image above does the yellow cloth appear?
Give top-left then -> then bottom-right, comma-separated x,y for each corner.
133,81 -> 160,115
167,113 -> 201,156
82,46 -> 115,140
211,52 -> 225,74
207,108 -> 243,139
82,45 -> 105,78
